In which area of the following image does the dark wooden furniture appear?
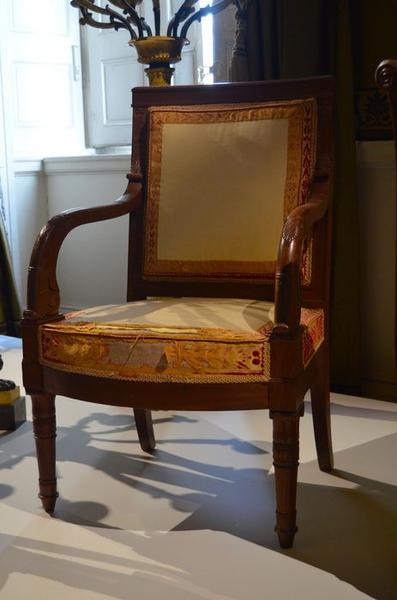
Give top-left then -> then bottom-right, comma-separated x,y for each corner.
376,60 -> 397,366
22,77 -> 334,548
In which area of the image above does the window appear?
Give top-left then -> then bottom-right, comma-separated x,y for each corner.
0,1 -> 85,159
81,0 -> 211,149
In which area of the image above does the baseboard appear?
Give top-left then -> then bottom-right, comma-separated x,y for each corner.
330,383 -> 362,397
361,378 -> 397,402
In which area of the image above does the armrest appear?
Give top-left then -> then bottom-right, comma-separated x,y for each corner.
273,176 -> 329,334
24,180 -> 142,320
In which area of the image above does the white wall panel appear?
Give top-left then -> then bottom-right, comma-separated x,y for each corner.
14,62 -> 73,127
357,141 -> 396,398
82,25 -> 144,148
45,155 -> 130,309
3,1 -> 85,158
173,49 -> 196,86
0,2 -> 85,305
0,42 -> 18,281
10,0 -> 68,35
101,57 -> 142,126
12,166 -> 48,305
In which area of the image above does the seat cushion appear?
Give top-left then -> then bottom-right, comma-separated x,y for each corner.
39,298 -> 324,384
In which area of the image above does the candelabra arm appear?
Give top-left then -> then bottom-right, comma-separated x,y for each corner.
153,0 -> 161,35
70,0 -> 238,84
71,0 -> 142,38
180,0 -> 235,39
169,0 -> 199,37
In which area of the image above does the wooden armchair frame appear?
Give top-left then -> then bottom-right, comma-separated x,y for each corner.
22,77 -> 334,548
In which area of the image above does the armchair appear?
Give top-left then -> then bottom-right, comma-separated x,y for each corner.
22,77 -> 334,548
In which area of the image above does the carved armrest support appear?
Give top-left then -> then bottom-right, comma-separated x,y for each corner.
23,181 -> 142,321
273,178 -> 329,334
375,59 -> 397,91
376,59 -> 397,155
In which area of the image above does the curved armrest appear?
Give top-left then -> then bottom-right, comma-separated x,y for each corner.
24,180 -> 142,320
273,177 -> 329,334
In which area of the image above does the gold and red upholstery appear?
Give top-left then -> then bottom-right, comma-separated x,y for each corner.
39,299 -> 324,384
38,96 -> 322,385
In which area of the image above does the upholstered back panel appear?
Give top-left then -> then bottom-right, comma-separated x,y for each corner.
143,99 -> 317,284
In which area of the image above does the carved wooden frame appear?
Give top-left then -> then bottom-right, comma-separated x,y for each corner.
22,77 -> 334,548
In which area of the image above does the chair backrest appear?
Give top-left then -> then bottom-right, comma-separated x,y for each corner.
128,78 -> 334,307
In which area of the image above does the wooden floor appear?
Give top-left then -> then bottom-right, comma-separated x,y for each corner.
0,339 -> 396,599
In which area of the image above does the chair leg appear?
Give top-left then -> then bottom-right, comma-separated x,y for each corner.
310,343 -> 334,472
270,409 -> 301,549
31,393 -> 58,514
133,409 -> 156,452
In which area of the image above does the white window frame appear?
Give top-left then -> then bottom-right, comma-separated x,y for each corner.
80,0 -> 209,149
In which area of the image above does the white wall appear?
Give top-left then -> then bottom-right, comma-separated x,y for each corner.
44,155 -> 130,309
12,161 -> 48,305
0,1 -> 85,306
1,0 -> 84,159
357,141 -> 396,399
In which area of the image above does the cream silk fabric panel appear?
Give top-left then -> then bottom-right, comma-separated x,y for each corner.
144,100 -> 317,281
58,298 -> 276,332
157,119 -> 288,262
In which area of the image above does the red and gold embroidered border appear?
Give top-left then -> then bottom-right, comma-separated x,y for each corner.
39,321 -> 273,384
38,307 -> 324,384
301,308 -> 324,366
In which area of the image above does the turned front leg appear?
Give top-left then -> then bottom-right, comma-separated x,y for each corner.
270,409 -> 301,548
32,393 -> 58,513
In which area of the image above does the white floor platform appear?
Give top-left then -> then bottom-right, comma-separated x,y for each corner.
0,338 -> 396,599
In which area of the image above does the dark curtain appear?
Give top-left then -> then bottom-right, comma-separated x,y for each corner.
231,0 -> 360,391
0,185 -> 21,337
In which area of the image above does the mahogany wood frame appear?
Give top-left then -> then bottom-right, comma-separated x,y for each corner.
376,60 -> 397,367
22,77 -> 334,548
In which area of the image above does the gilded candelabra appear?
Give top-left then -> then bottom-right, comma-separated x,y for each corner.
71,0 -> 241,86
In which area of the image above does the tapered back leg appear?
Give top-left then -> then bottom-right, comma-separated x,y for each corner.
310,343 -> 334,471
133,408 -> 156,452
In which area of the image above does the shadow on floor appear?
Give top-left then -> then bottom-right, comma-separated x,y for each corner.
0,405 -> 396,599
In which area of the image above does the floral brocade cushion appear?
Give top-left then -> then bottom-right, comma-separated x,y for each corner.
39,298 -> 324,384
